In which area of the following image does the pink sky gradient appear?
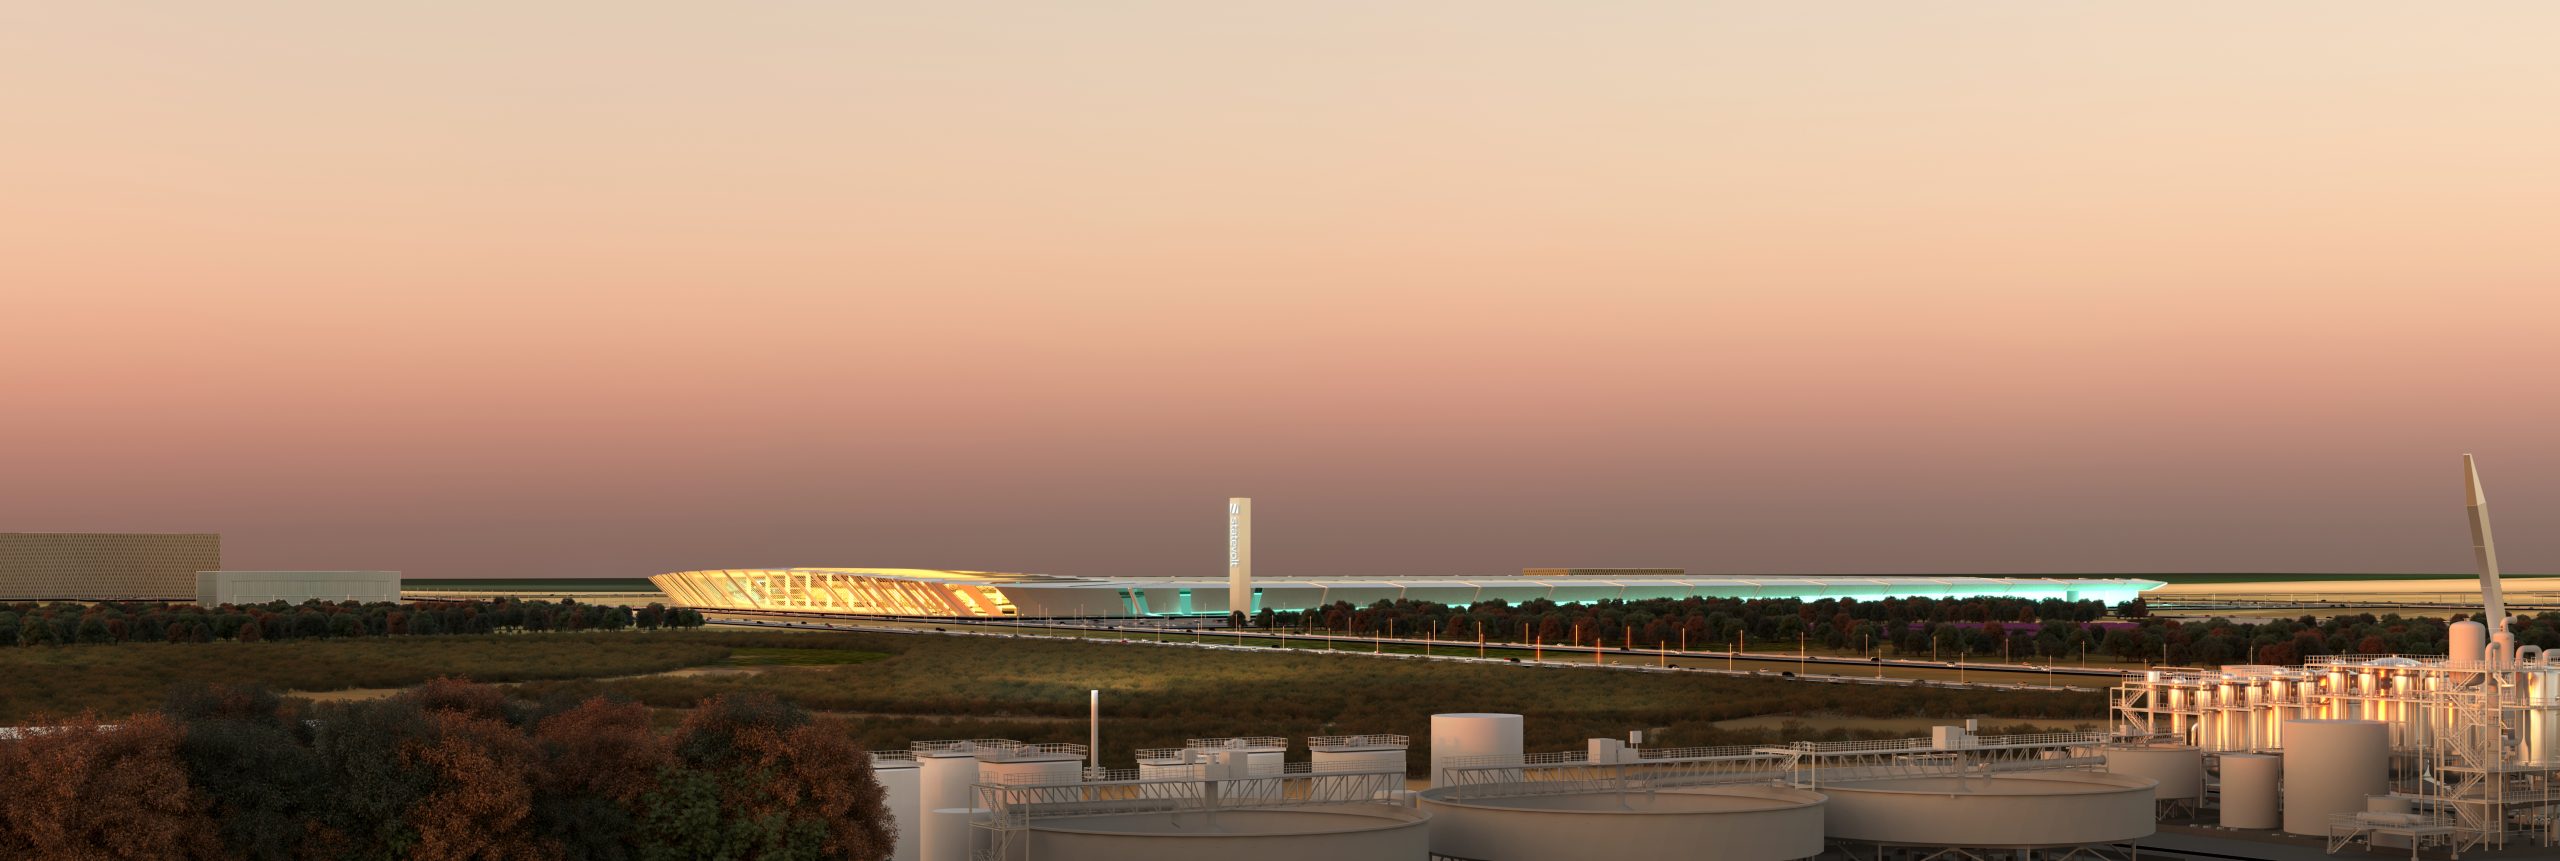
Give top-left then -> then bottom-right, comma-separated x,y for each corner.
5,3 -> 2557,579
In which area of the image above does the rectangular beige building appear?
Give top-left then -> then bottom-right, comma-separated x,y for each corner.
0,533 -> 221,600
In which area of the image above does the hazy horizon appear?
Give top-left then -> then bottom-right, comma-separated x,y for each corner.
7,3 -> 2557,580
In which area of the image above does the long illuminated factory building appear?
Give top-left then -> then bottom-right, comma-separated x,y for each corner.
653,498 -> 2160,618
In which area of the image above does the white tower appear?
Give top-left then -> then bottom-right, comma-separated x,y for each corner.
1227,498 -> 1253,617
2465,454 -> 2513,664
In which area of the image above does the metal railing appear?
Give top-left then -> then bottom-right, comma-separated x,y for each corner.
1307,733 -> 1409,750
970,767 -> 1408,861
913,738 -> 1023,755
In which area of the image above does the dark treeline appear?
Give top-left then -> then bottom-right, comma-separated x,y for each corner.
1248,595 -> 2544,666
2142,609 -> 2560,667
0,680 -> 891,861
0,599 -> 706,648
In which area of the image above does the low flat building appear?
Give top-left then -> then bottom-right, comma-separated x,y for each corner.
649,567 -> 2164,619
1520,567 -> 1685,578
196,570 -> 402,607
0,532 -> 220,601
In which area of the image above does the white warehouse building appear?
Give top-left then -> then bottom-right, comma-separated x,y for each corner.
195,570 -> 403,607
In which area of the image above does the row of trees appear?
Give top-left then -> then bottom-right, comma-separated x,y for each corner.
0,681 -> 892,860
0,599 -> 707,648
1240,594 -> 2557,666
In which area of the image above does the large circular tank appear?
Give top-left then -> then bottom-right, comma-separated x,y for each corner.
873,757 -> 922,861
1821,771 -> 2156,848
2104,746 -> 2202,801
1430,713 -> 1524,788
1024,803 -> 1427,861
1417,784 -> 1824,861
2281,719 -> 2388,836
2219,753 -> 2279,829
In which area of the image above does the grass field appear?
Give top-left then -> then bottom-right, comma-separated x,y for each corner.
0,634 -> 735,720
0,629 -> 2104,774
505,630 -> 2107,770
723,646 -> 889,666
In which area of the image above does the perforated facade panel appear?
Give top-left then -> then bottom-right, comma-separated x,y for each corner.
0,533 -> 221,600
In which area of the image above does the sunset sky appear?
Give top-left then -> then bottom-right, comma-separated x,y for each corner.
6,3 -> 2557,580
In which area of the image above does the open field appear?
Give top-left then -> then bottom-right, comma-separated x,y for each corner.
710,613 -> 2140,686
501,629 -> 2106,770
0,633 -> 736,720
0,629 -> 2101,773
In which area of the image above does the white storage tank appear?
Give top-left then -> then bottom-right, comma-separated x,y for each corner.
872,753 -> 922,861
979,756 -> 1083,786
2281,719 -> 2388,836
2104,745 -> 2202,801
916,748 -> 983,814
1430,713 -> 1524,788
1135,748 -> 1200,780
1308,734 -> 1408,775
1189,737 -> 1286,777
915,745 -> 989,861
1417,784 -> 1824,861
2218,753 -> 2279,829
2450,621 -> 2487,668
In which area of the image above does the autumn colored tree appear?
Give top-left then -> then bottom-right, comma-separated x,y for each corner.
404,710 -> 543,861
645,693 -> 894,861
0,712 -> 222,860
533,696 -> 674,860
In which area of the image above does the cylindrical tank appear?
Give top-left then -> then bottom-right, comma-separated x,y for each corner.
2281,719 -> 2389,836
874,758 -> 922,861
2105,746 -> 2203,801
1026,804 -> 1429,861
1821,772 -> 2155,848
1430,713 -> 1524,788
1311,746 -> 1406,774
1418,784 -> 1824,861
2450,622 -> 2487,668
2219,754 -> 2279,829
924,807 -> 988,861
2367,795 -> 2413,815
916,753 -> 983,861
979,757 -> 1082,786
2524,668 -> 2560,766
918,754 -> 980,817
1137,749 -> 1199,781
